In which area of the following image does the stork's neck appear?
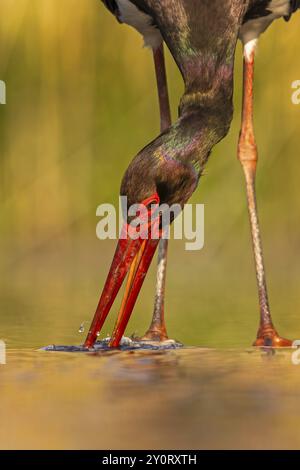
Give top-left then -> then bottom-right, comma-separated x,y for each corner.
175,56 -> 236,167
163,0 -> 249,173
179,59 -> 234,117
134,0 -> 248,110
122,1 -> 250,208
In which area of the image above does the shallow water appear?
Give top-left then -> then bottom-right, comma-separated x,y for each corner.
1,347 -> 300,449
1,239 -> 300,449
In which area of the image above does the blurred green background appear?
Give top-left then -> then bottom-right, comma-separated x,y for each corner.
0,0 -> 300,349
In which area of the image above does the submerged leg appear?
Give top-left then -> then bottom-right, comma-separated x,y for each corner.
143,237 -> 169,341
238,45 -> 292,348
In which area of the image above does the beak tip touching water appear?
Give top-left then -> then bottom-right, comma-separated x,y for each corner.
84,193 -> 161,349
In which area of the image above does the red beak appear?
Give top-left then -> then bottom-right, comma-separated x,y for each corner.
84,193 -> 161,349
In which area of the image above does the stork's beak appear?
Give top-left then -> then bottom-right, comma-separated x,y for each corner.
84,193 -> 160,349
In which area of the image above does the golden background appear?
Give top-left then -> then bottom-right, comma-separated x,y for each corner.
1,0 -> 300,451
0,0 -> 299,349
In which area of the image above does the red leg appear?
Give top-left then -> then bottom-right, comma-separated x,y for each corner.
238,47 -> 292,348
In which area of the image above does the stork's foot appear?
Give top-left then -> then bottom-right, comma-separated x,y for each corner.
253,325 -> 293,348
141,326 -> 169,343
135,338 -> 183,349
132,327 -> 182,348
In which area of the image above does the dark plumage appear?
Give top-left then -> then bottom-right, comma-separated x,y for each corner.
245,0 -> 300,22
244,0 -> 273,21
240,0 -> 300,59
101,0 -> 119,17
244,0 -> 300,23
101,0 -> 162,47
285,0 -> 300,20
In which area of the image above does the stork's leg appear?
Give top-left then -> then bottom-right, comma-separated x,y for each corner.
152,44 -> 172,134
141,44 -> 172,342
142,236 -> 169,341
238,46 -> 292,348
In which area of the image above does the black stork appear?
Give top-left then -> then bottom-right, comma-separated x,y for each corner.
84,0 -> 298,349
238,0 -> 299,346
101,0 -> 172,342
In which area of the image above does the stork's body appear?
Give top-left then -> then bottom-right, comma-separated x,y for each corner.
84,0 -> 299,350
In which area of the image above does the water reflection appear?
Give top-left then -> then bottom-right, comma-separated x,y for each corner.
1,347 -> 300,449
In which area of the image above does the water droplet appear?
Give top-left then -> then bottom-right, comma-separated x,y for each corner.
78,322 -> 85,334
96,331 -> 100,337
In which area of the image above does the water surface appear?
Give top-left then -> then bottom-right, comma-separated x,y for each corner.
1,347 -> 300,449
